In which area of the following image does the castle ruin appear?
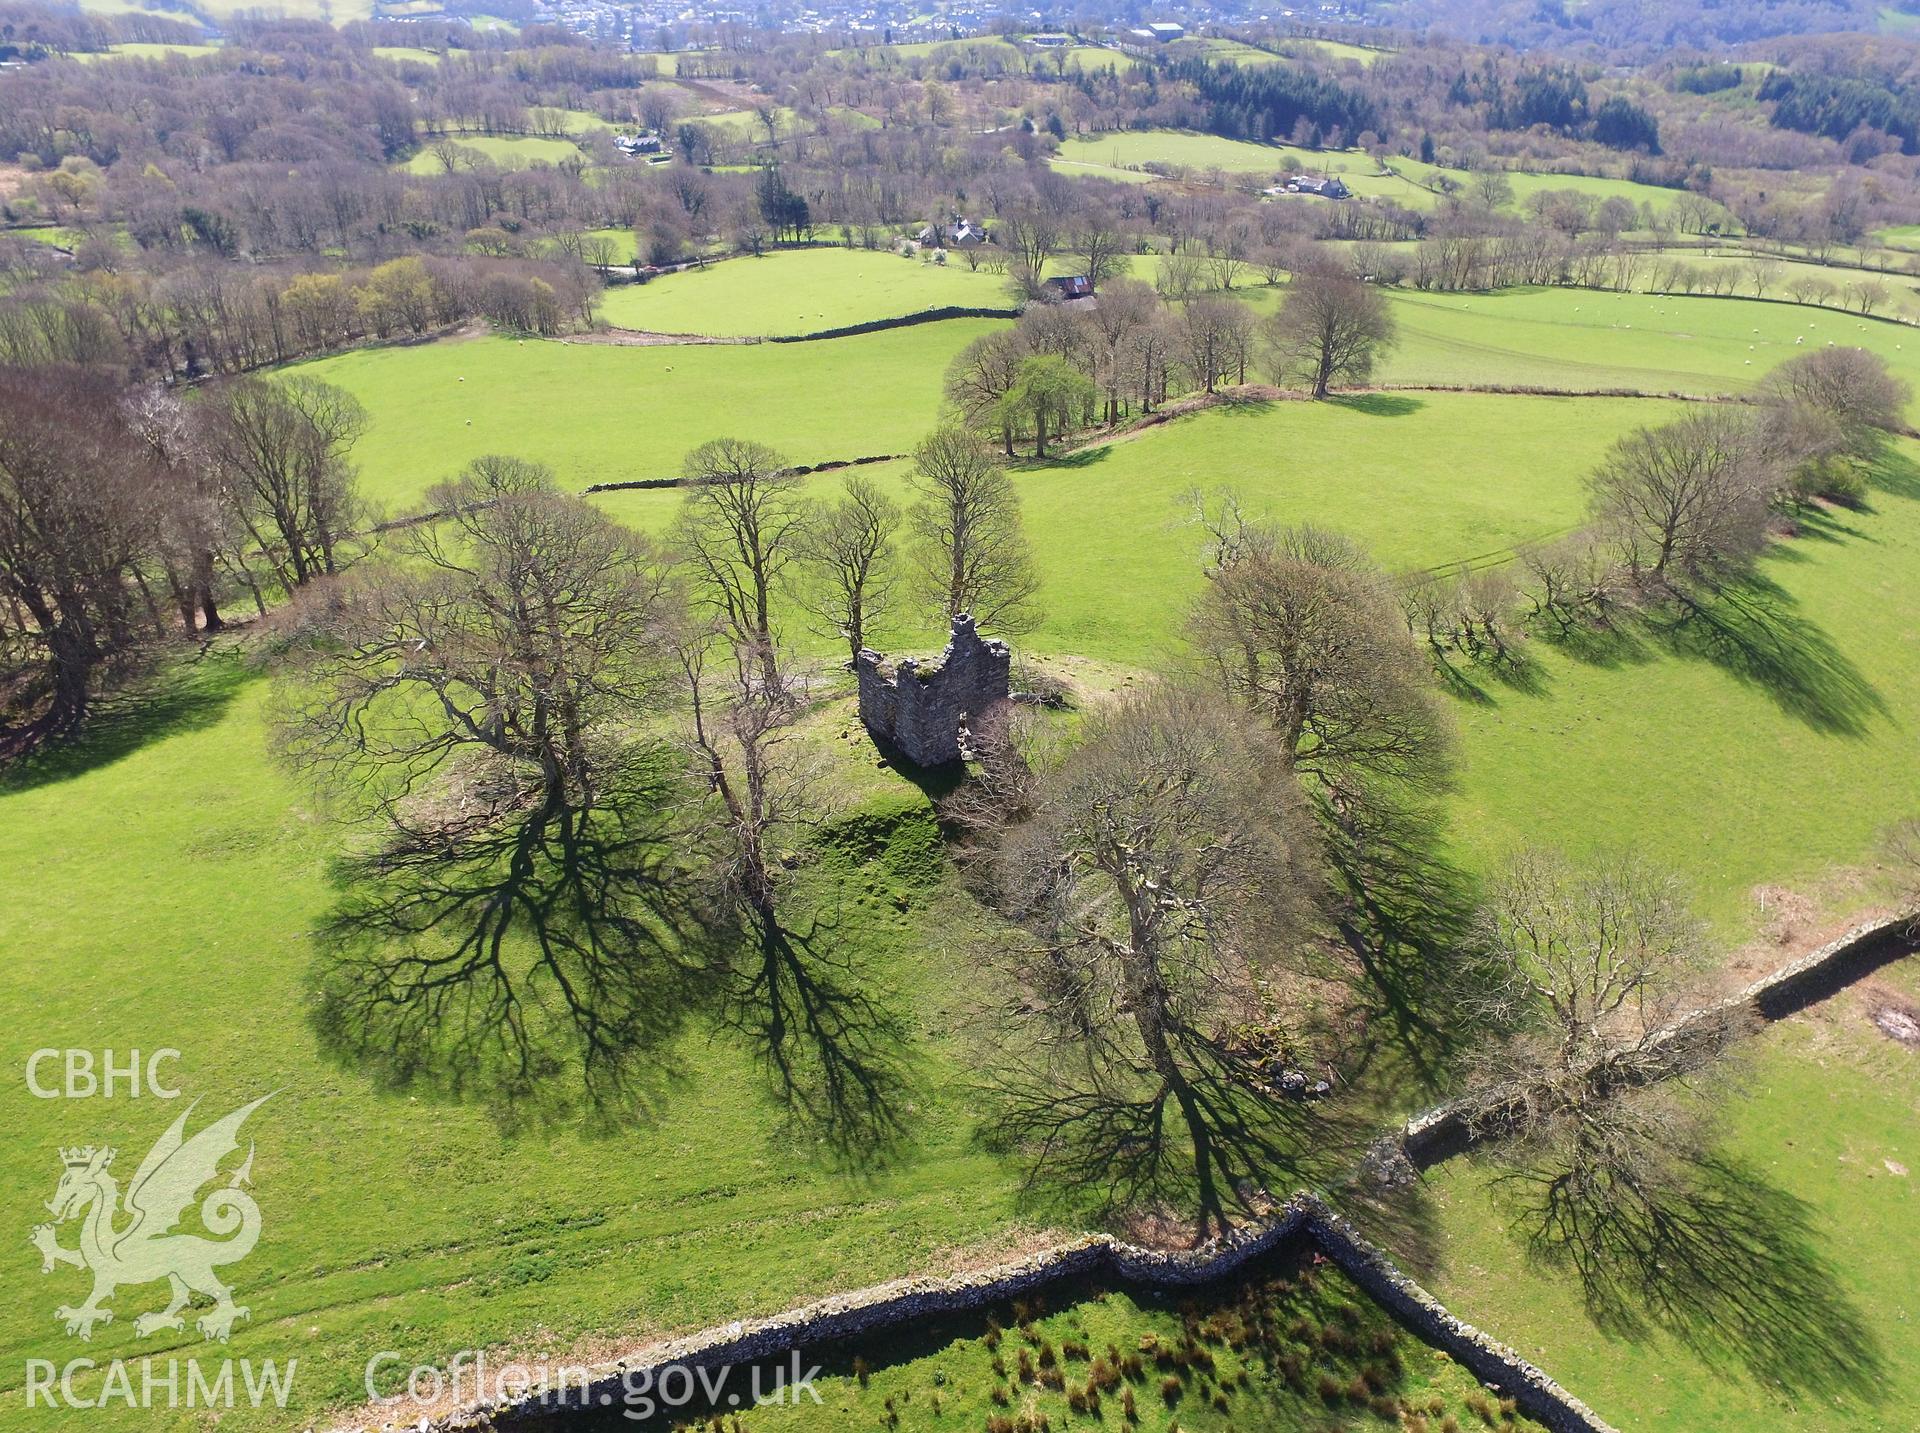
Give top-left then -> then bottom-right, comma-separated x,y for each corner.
856,614 -> 1011,767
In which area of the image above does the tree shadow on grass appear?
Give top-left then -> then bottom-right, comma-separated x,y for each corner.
0,649 -> 250,792
1026,442 -> 1118,472
1427,647 -> 1551,708
1863,443 -> 1920,502
1318,794 -> 1486,1101
1783,502 -> 1873,549
985,1046 -> 1372,1245
721,909 -> 918,1170
1331,393 -> 1426,419
310,762 -> 919,1160
1209,390 -> 1280,418
1653,575 -> 1886,737
308,767 -> 728,1131
1530,611 -> 1658,671
1506,1154 -> 1888,1405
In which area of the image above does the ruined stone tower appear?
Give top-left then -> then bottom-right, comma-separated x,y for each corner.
855,614 -> 1011,767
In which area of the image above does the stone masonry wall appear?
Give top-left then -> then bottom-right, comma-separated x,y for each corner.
434,1194 -> 1616,1433
1401,905 -> 1919,1168
856,614 -> 1011,767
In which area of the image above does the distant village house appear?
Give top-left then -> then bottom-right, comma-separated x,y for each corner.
918,215 -> 990,248
1268,174 -> 1351,199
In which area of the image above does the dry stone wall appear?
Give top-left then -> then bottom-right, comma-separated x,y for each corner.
1401,906 -> 1920,1168
434,1194 -> 1615,1433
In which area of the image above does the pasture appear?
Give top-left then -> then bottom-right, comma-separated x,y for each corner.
1370,287 -> 1920,407
8,266 -> 1920,1428
1056,129 -> 1357,178
592,391 -> 1920,930
1427,968 -> 1920,1430
70,40 -> 221,61
0,666 -> 1025,1431
1293,37 -> 1391,65
597,247 -> 1010,335
398,134 -> 585,173
373,44 -> 444,64
1053,129 -> 1710,221
284,318 -> 1006,507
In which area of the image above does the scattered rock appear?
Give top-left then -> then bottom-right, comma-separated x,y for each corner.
1870,1005 -> 1919,1047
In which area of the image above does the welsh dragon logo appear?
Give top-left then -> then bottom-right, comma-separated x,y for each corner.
31,1094 -> 271,1343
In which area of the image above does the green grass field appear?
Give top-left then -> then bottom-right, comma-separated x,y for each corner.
582,226 -> 640,263
398,135 -> 585,173
1164,36 -> 1290,66
0,667 -> 1030,1431
283,318 -> 1006,507
698,107 -> 801,139
598,248 -> 1010,335
8,226 -> 89,249
1423,965 -> 1919,1430
1056,130 -> 1355,179
1636,246 -> 1920,318
1059,42 -> 1139,72
6,377 -> 1919,1429
372,44 -> 443,63
70,41 -> 221,61
1054,129 -> 1708,221
1292,37 -> 1390,65
10,186 -> 1920,1433
593,389 -> 1920,929
1369,287 -> 1920,408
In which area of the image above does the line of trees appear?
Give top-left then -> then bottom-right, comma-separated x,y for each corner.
0,370 -> 368,747
1394,345 -> 1907,692
943,268 -> 1398,458
0,255 -> 596,378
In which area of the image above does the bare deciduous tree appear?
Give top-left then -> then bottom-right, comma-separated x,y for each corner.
905,426 -> 1040,633
204,374 -> 366,591
1072,205 -> 1132,292
1263,274 -> 1396,398
674,437 -> 808,700
1463,848 -> 1751,1252
989,684 -> 1327,1240
1588,408 -> 1775,589
1757,346 -> 1909,503
1179,295 -> 1252,395
124,385 -> 229,636
944,327 -> 1029,455
0,366 -> 155,743
678,622 -> 911,1159
1189,517 -> 1450,799
800,474 -> 899,665
275,456 -> 709,1117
